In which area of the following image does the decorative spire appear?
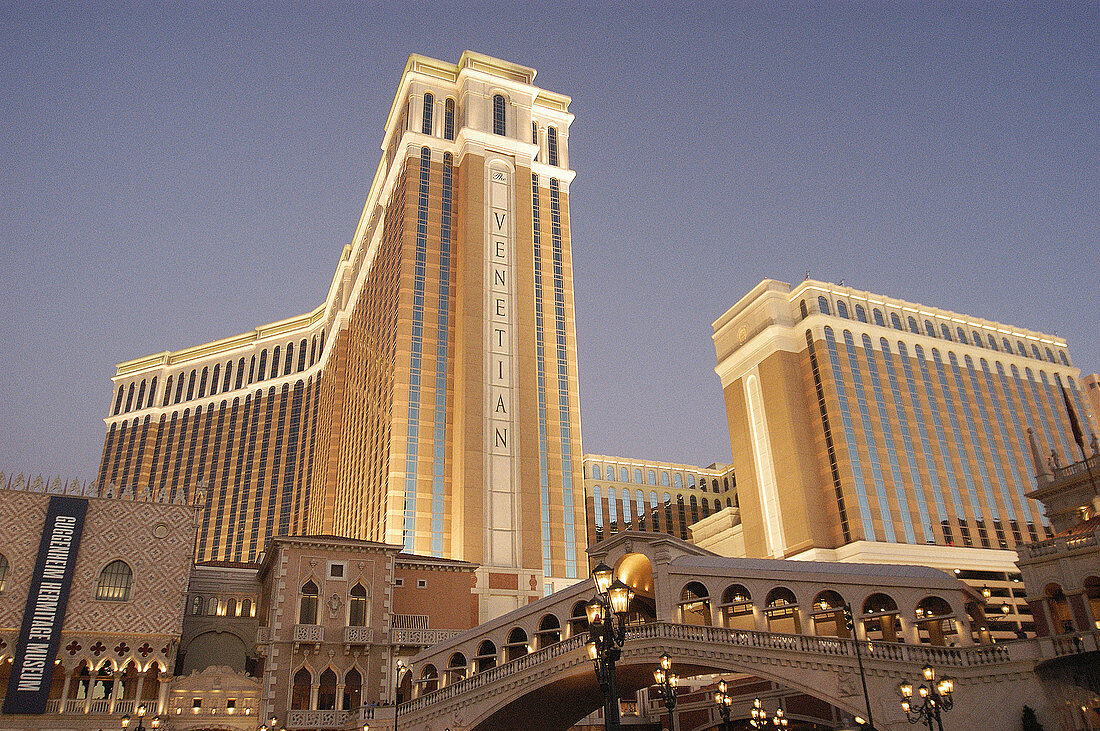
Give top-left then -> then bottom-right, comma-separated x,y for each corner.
1028,427 -> 1051,487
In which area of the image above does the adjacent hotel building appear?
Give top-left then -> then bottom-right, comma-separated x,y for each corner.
712,279 -> 1093,571
96,52 -> 587,617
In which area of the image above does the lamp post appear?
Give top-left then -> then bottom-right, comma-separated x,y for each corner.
898,665 -> 955,731
394,659 -> 406,731
713,680 -> 732,731
652,653 -> 678,731
120,704 -> 161,730
843,604 -> 876,730
585,561 -> 634,731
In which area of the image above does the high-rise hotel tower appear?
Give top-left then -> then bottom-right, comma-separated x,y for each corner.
713,279 -> 1095,573
97,53 -> 587,615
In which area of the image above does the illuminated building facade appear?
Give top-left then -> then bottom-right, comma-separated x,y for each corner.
712,279 -> 1095,636
96,52 -> 587,617
581,455 -> 736,544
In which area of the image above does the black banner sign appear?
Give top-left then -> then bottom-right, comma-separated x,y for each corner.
3,495 -> 88,715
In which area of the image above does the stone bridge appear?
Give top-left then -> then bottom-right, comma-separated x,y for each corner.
390,532 -> 1071,730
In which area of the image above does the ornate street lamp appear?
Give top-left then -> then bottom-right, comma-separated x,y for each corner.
898,665 -> 955,731
121,704 -> 161,730
652,653 -> 678,731
585,561 -> 634,730
394,660 -> 406,731
714,680 -> 733,731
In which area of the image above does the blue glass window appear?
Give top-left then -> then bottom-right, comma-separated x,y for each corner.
837,301 -> 849,319
908,316 -> 919,334
818,296 -> 831,316
855,304 -> 867,323
924,320 -> 936,337
547,127 -> 559,166
492,94 -> 506,135
890,313 -> 902,330
843,330 -> 895,541
422,93 -> 434,135
864,334 -> 916,543
592,464 -> 601,479
444,98 -> 455,140
873,309 -> 885,327
824,326 -> 875,540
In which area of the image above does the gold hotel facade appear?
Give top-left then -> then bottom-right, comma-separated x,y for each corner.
96,52 -> 587,618
712,279 -> 1094,567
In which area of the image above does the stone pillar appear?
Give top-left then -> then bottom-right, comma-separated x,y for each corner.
108,670 -> 123,713
898,613 -> 920,644
753,604 -> 768,633
954,613 -> 974,646
1029,599 -> 1051,637
310,683 -> 319,710
58,671 -> 71,714
1067,592 -> 1090,631
134,673 -> 145,708
336,682 -> 345,708
157,671 -> 170,714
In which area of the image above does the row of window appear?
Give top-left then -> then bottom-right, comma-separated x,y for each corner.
414,92 -> 561,165
188,595 -> 257,618
590,488 -> 735,541
112,331 -> 326,416
588,464 -> 732,492
807,296 -> 1070,366
290,667 -> 363,711
298,580 -> 370,626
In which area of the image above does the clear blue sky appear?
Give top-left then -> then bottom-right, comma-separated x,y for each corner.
2,2 -> 1097,481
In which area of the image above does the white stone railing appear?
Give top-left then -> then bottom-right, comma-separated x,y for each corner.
1037,630 -> 1100,659
391,628 -> 464,646
293,623 -> 324,642
1018,527 -> 1100,559
1053,453 -> 1100,480
396,621 -> 1019,716
65,699 -> 85,713
344,625 -> 373,644
286,709 -> 348,728
44,698 -> 62,712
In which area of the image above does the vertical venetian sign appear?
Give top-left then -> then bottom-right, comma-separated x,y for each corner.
3,495 -> 88,715
487,163 -> 517,567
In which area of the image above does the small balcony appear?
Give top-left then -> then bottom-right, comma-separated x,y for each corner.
343,625 -> 373,645
293,624 -> 324,643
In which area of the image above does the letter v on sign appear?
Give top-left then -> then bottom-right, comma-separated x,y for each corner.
494,212 -> 506,231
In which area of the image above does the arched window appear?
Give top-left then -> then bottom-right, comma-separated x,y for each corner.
810,590 -> 847,637
908,316 -> 919,334
987,334 -> 998,351
197,367 -> 208,398
136,380 -> 148,409
444,98 -> 455,140
257,350 -> 268,381
1045,347 -> 1055,363
317,668 -> 337,710
941,324 -> 952,341
569,600 -> 589,637
226,597 -> 237,617
186,370 -> 196,400
536,614 -> 561,648
955,327 -> 967,344
700,499 -> 710,518
800,300 -> 808,319
607,487 -> 618,532
113,385 -> 125,415
924,320 -> 936,337
284,342 -> 294,375
720,584 -> 753,629
298,339 -> 308,371
1059,350 -> 1069,366
855,304 -> 867,322
873,309 -> 885,327
891,312 -> 902,330
915,595 -> 955,645
0,553 -> 7,592
592,485 -> 603,531
673,472 -> 682,489
689,494 -> 699,523
235,358 -> 245,389
547,126 -> 559,166
1016,341 -> 1027,357
125,383 -> 135,412
422,92 -> 434,135
190,595 -> 203,615
475,640 -> 497,672
1002,337 -> 1012,353
492,94 -> 506,136
679,582 -> 711,625
676,494 -> 687,539
162,377 -> 172,406
663,492 -> 673,535
209,365 -> 219,396
241,597 -> 253,617
621,467 -> 630,481
591,464 -> 601,479
343,668 -> 362,710
446,652 -> 467,685
634,468 -> 643,483
291,668 -> 311,710
660,471 -> 670,487
1031,344 -> 1042,360
837,301 -> 849,319
647,469 -> 656,485
763,587 -> 800,633
818,296 -> 831,316
223,361 -> 233,391
418,664 -> 439,695
714,499 -> 721,512
207,596 -> 219,615
972,331 -> 984,348
96,560 -> 133,601
504,627 -> 529,661
299,580 -> 319,624
349,584 -> 368,626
